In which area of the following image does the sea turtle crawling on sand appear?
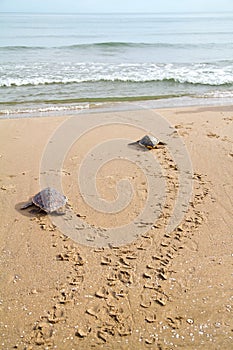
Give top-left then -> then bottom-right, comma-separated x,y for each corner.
138,135 -> 165,149
21,187 -> 67,213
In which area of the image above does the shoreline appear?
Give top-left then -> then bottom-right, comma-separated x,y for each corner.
1,95 -> 233,120
0,104 -> 232,349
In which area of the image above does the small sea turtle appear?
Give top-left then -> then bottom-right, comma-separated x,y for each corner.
138,135 -> 164,149
21,187 -> 67,213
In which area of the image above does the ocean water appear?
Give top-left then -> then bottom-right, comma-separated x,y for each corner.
0,12 -> 233,116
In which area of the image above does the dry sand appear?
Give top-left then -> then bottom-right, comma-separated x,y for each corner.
0,105 -> 233,349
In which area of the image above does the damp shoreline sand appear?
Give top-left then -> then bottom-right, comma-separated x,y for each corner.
0,104 -> 233,349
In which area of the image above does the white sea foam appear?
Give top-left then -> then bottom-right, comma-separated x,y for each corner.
1,62 -> 232,87
0,103 -> 91,117
202,90 -> 233,98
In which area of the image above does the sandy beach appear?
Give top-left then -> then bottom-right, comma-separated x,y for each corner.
0,104 -> 233,349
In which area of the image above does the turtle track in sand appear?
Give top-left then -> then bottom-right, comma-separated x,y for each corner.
21,142 -> 211,350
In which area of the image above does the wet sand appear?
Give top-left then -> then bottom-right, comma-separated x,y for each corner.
0,105 -> 233,349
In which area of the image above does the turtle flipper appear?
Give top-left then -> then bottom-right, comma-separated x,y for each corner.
128,140 -> 140,146
21,201 -> 34,210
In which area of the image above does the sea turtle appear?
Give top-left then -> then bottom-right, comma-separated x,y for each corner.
138,135 -> 164,149
21,187 -> 67,213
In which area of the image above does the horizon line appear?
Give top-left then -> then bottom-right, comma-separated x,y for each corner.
1,10 -> 233,14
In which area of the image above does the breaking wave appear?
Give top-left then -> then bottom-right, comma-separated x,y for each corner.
1,62 -> 233,87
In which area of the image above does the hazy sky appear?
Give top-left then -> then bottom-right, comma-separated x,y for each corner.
1,0 -> 233,13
